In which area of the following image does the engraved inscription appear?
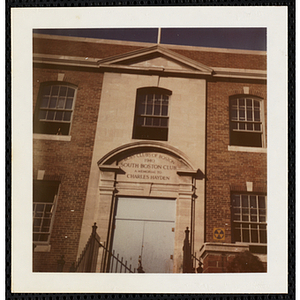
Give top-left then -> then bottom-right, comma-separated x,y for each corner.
118,152 -> 181,182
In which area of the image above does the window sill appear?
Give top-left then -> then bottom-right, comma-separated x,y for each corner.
228,145 -> 267,153
34,244 -> 51,252
33,133 -> 71,142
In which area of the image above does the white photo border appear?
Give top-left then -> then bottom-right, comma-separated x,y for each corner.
11,6 -> 288,293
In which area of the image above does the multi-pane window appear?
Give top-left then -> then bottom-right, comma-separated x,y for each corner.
133,87 -> 171,141
232,194 -> 267,244
34,83 -> 77,135
230,97 -> 264,147
33,180 -> 60,243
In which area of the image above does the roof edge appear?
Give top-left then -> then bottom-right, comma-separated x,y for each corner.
33,33 -> 267,56
33,53 -> 267,80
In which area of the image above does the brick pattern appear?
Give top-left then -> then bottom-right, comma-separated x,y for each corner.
32,37 -> 267,272
202,254 -> 229,273
34,37 -> 266,70
33,38 -> 144,60
172,49 -> 266,70
205,81 -> 267,244
202,253 -> 237,273
33,66 -> 103,272
202,253 -> 267,273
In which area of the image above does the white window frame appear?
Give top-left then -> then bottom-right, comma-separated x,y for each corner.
133,87 -> 172,141
34,82 -> 77,136
137,93 -> 169,128
231,193 -> 267,245
33,181 -> 60,245
229,96 -> 266,148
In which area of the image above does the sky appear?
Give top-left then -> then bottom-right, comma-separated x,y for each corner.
33,28 -> 266,51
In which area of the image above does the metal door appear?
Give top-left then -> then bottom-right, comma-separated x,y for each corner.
111,197 -> 176,273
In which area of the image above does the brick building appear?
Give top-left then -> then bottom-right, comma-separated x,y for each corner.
32,33 -> 267,273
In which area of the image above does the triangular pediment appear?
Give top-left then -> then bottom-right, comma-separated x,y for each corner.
130,55 -> 195,71
98,45 -> 213,75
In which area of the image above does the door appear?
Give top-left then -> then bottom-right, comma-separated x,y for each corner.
111,197 -> 176,273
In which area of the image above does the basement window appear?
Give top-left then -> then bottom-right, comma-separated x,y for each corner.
230,96 -> 265,147
133,87 -> 172,141
33,180 -> 60,243
33,83 -> 77,136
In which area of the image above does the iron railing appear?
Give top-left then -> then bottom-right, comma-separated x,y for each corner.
69,223 -> 99,272
67,224 -> 200,273
99,242 -> 137,273
69,223 -> 143,273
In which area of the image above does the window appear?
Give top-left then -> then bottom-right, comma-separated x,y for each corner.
230,97 -> 264,147
133,87 -> 172,141
33,83 -> 77,135
33,180 -> 60,243
231,194 -> 267,244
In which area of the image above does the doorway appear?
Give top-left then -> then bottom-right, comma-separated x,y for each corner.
111,197 -> 176,273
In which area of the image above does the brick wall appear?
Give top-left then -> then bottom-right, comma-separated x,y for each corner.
205,80 -> 267,244
172,49 -> 266,70
202,252 -> 267,273
33,36 -> 266,70
33,65 -> 103,272
32,36 -> 267,272
33,37 -> 144,59
202,253 -> 231,273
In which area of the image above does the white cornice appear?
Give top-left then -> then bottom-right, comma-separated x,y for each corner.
98,64 -> 212,76
33,53 -> 100,68
165,43 -> 267,56
33,33 -> 267,56
33,53 -> 267,80
213,67 -> 267,80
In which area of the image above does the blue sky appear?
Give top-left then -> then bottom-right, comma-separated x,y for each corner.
33,28 -> 266,51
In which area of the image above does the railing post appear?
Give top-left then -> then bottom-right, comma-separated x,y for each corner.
137,256 -> 145,273
100,242 -> 106,272
194,252 -> 203,273
115,253 -> 119,273
85,223 -> 98,272
183,227 -> 194,273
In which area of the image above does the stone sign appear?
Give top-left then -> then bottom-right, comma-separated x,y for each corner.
118,152 -> 185,183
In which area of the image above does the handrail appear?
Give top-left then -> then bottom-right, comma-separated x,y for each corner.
70,223 -> 137,273
98,245 -> 135,273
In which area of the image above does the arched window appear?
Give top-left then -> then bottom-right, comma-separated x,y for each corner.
33,82 -> 77,135
230,96 -> 265,147
133,87 -> 172,141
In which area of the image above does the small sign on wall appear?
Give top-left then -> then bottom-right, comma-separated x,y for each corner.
213,228 -> 225,241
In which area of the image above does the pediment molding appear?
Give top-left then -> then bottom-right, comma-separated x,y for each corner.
97,45 -> 213,76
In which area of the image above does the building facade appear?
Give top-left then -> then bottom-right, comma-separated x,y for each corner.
32,33 -> 267,273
